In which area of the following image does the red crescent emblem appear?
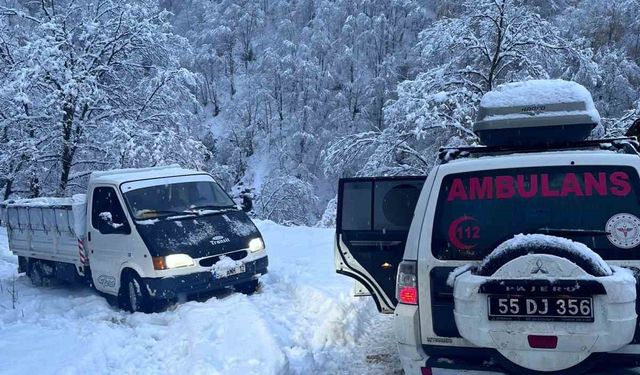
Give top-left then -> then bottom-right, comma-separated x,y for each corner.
448,215 -> 478,251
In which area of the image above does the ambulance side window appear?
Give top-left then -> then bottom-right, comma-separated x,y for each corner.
91,187 -> 131,235
341,181 -> 373,231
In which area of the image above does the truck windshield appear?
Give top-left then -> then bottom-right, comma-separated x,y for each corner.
432,165 -> 640,261
123,181 -> 236,220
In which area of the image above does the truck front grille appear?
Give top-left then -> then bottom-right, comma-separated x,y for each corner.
199,250 -> 248,267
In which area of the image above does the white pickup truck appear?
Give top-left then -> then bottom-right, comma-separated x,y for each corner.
0,166 -> 268,312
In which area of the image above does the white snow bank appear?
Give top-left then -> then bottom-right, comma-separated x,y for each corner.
480,79 -> 601,124
479,234 -> 612,276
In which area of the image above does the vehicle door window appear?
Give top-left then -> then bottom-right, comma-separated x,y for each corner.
91,186 -> 131,235
373,180 -> 422,231
340,181 -> 373,230
339,180 -> 423,232
337,177 -> 426,311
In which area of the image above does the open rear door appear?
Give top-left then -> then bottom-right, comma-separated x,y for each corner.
335,176 -> 426,313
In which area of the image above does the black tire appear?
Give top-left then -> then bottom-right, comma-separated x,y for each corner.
476,241 -> 610,277
235,279 -> 260,295
17,256 -> 28,274
27,260 -> 51,287
121,272 -> 152,313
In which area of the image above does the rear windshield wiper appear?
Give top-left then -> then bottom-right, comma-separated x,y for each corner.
535,228 -> 610,236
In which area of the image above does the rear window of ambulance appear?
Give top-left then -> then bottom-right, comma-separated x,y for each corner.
431,165 -> 640,260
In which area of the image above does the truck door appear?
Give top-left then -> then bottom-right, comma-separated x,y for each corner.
88,186 -> 132,294
335,176 -> 426,313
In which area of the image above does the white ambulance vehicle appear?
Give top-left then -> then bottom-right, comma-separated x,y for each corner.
1,166 -> 268,312
335,80 -> 640,374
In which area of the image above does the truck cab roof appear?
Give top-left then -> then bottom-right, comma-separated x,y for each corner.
89,165 -> 207,186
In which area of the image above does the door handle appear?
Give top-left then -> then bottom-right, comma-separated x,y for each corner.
88,232 -> 92,242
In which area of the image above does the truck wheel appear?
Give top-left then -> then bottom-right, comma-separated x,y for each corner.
18,256 -> 28,274
235,279 -> 260,295
27,261 -> 50,287
122,273 -> 151,313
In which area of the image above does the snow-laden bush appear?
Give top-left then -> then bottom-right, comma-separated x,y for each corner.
317,197 -> 337,228
253,175 -> 319,226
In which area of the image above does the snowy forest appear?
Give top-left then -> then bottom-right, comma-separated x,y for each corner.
1,0 -> 640,226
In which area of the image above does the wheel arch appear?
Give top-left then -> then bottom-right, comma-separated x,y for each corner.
119,262 -> 145,283
118,263 -> 145,295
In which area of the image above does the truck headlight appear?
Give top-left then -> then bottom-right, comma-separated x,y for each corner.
153,254 -> 195,270
248,237 -> 265,252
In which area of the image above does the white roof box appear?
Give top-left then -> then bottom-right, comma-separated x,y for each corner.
474,79 -> 601,147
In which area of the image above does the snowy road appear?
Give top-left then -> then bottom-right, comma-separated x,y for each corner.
1,222 -> 639,375
0,222 -> 402,375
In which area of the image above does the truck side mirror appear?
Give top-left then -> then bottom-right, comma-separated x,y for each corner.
241,194 -> 253,212
98,212 -> 130,235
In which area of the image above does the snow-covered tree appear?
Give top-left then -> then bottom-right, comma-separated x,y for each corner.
4,0 -> 640,226
325,0 -> 599,178
0,0 -> 205,197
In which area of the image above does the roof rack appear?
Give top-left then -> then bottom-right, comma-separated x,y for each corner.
438,137 -> 639,163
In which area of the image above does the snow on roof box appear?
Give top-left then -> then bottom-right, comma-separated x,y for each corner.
474,79 -> 601,147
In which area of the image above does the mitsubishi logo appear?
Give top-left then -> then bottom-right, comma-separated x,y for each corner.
531,259 -> 548,274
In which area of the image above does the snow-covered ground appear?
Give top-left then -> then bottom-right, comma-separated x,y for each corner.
1,222 -> 638,375
0,221 -> 402,375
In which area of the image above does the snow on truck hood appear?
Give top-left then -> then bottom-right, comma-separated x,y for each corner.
134,209 -> 261,258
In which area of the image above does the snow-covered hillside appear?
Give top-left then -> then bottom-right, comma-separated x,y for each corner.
0,222 -> 401,375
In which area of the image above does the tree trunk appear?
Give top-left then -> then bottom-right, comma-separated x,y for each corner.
29,176 -> 40,198
58,99 -> 76,196
487,1 -> 506,91
3,178 -> 12,200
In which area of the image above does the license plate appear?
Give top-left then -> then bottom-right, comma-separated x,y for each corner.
488,295 -> 593,322
213,264 -> 246,279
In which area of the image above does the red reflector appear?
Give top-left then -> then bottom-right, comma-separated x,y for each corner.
528,335 -> 558,349
420,368 -> 433,375
399,286 -> 418,304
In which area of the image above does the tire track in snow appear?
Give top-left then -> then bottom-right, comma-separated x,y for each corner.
250,265 -> 402,374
